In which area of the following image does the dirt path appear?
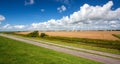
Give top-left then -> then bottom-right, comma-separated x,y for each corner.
0,34 -> 120,64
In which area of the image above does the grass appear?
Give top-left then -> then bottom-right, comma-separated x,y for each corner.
3,32 -> 120,54
42,36 -> 120,50
34,37 -> 120,54
113,34 -> 120,39
0,36 -> 102,64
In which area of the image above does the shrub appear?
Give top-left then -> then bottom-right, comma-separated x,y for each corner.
40,33 -> 47,38
27,31 -> 39,37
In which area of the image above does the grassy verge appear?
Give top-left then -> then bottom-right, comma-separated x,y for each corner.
34,37 -> 120,54
0,36 -> 102,64
42,36 -> 120,50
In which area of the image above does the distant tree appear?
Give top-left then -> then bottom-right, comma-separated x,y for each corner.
27,31 -> 39,37
40,33 -> 47,38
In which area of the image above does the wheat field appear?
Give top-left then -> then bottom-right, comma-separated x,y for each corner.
16,31 -> 120,40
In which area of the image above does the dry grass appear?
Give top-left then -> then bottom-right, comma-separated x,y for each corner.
15,32 -> 31,35
16,31 -> 120,40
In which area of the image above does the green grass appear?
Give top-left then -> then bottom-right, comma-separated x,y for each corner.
34,37 -> 120,54
0,36 -> 102,64
42,36 -> 120,50
113,34 -> 120,39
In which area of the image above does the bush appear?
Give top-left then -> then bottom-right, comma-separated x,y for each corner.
40,33 -> 47,38
27,31 -> 39,37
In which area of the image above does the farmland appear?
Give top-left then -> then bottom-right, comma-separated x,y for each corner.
13,31 -> 120,54
16,31 -> 120,40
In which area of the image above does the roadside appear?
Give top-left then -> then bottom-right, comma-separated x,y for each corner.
0,34 -> 120,64
4,34 -> 120,59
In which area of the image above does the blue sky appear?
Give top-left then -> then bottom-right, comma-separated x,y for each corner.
0,0 -> 120,31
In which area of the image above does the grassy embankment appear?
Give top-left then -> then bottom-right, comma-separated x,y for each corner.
0,36 -> 102,64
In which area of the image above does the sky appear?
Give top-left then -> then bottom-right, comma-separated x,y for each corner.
0,0 -> 120,31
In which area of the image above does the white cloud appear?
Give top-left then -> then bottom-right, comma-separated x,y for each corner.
56,0 -> 71,5
25,0 -> 34,5
1,1 -> 120,31
0,15 -> 5,21
0,15 -> 5,25
41,9 -> 45,12
14,25 -> 25,29
1,24 -> 26,31
57,5 -> 66,13
3,24 -> 11,29
34,1 -> 120,30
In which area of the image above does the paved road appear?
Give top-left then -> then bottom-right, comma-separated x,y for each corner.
0,34 -> 120,64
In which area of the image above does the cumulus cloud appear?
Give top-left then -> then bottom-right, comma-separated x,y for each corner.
0,15 -> 5,25
0,24 -> 26,31
57,5 -> 66,13
0,15 -> 5,21
41,9 -> 45,12
25,0 -> 34,5
29,1 -> 119,30
3,24 -> 11,29
14,25 -> 25,29
1,1 -> 120,31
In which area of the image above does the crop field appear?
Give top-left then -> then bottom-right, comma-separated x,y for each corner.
0,36 -> 101,64
16,31 -> 120,40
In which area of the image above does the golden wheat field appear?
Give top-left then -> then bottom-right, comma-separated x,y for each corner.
16,31 -> 120,40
